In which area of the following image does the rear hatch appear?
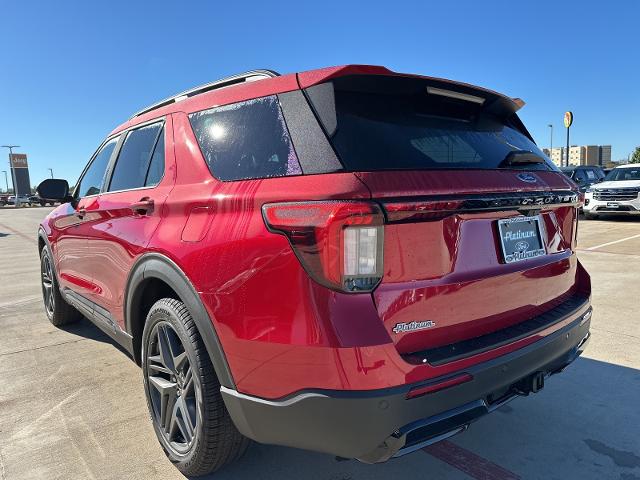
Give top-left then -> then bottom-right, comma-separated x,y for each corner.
303,73 -> 581,359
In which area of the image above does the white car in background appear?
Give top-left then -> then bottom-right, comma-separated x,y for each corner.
584,164 -> 640,219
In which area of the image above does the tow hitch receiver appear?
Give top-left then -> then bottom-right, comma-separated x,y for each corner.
516,371 -> 545,395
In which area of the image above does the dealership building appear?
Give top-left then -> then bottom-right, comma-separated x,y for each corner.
542,145 -> 612,167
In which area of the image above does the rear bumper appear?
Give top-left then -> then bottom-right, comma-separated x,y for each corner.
221,304 -> 592,462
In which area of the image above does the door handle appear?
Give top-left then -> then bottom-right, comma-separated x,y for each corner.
131,197 -> 154,215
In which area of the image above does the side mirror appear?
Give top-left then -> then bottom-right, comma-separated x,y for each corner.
37,179 -> 71,201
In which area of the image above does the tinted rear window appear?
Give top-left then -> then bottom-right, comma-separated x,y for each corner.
189,95 -> 302,181
306,75 -> 557,172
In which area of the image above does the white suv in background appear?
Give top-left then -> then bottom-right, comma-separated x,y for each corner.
584,164 -> 640,219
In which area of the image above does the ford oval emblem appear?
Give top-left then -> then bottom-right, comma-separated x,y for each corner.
517,173 -> 538,183
515,241 -> 530,252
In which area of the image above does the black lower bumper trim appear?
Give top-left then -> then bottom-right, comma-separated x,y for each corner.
405,293 -> 588,366
221,303 -> 591,463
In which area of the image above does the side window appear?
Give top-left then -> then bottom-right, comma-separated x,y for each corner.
108,122 -> 162,192
76,137 -> 119,198
585,169 -> 596,180
574,170 -> 586,182
189,95 -> 302,181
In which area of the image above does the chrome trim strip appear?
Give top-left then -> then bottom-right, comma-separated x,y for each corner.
220,386 -> 328,407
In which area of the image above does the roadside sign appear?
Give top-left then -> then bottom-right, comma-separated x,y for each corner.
10,153 -> 28,168
9,153 -> 31,197
564,111 -> 573,128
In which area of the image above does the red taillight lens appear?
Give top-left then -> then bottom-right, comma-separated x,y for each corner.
262,201 -> 384,292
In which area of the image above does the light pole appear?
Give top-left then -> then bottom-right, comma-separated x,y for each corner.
547,124 -> 553,163
47,168 -> 54,179
1,170 -> 7,193
1,145 -> 20,207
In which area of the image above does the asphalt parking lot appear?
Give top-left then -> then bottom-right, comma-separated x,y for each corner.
0,207 -> 638,480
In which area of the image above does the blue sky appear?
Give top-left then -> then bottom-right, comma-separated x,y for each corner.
0,0 -> 638,186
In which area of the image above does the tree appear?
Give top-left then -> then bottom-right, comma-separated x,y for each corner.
631,147 -> 640,164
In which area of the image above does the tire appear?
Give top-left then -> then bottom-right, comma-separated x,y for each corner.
40,247 -> 83,326
142,298 -> 249,476
40,200 -> 46,207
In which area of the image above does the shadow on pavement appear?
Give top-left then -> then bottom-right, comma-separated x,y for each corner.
60,317 -> 134,360
194,356 -> 640,480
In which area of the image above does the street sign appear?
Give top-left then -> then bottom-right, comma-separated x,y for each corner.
564,111 -> 573,128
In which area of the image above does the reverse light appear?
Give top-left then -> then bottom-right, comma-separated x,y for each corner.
262,201 -> 384,292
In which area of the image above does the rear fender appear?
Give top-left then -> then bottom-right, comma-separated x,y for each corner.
125,253 -> 235,388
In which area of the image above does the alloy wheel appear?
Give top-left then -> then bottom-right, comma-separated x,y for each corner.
146,322 -> 199,454
41,254 -> 55,317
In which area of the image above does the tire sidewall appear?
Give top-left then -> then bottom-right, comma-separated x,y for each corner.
141,301 -> 206,465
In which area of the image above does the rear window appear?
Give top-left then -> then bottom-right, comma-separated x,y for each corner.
189,95 -> 302,181
306,75 -> 557,172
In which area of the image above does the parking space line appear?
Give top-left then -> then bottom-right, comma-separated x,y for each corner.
0,221 -> 38,246
423,440 -> 520,480
585,233 -> 640,251
577,249 -> 640,258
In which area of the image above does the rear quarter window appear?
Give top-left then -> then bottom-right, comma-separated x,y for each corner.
189,95 -> 302,181
108,122 -> 164,192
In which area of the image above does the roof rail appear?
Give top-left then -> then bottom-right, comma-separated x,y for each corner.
131,69 -> 281,119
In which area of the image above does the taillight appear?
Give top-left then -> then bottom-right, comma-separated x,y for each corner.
262,201 -> 384,292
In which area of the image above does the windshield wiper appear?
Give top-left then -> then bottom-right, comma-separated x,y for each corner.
498,151 -> 545,168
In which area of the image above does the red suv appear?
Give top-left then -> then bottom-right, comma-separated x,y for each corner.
37,65 -> 592,476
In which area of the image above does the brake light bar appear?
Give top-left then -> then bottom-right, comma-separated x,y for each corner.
262,201 -> 384,292
426,87 -> 486,105
384,199 -> 465,223
383,191 -> 580,223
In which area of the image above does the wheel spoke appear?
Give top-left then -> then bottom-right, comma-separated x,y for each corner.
183,366 -> 194,396
148,375 -> 177,431
168,403 -> 180,440
147,354 -> 172,374
163,388 -> 178,433
174,351 -> 188,373
157,325 -> 177,374
175,397 -> 195,443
